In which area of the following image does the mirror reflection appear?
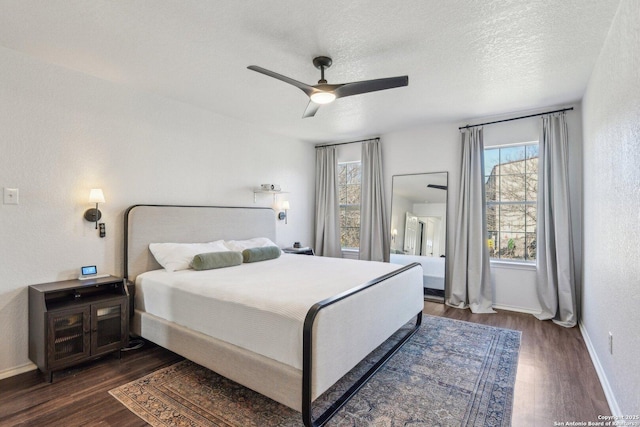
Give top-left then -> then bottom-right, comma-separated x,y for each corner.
390,172 -> 448,302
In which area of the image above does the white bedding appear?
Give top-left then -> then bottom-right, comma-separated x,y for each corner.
389,253 -> 445,290
136,254 -> 414,370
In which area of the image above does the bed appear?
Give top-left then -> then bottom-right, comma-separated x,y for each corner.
124,205 -> 423,427
389,253 -> 445,290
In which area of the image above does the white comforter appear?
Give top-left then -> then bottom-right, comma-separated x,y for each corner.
390,253 -> 445,289
136,254 -> 416,369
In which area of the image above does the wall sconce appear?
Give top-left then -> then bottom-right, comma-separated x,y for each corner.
278,201 -> 290,224
391,229 -> 398,242
83,188 -> 105,229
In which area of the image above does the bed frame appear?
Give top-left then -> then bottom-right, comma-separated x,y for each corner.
124,204 -> 423,427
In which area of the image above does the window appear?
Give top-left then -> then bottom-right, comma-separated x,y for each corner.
484,143 -> 538,262
338,161 -> 361,249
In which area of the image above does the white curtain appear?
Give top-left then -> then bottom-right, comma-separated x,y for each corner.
314,146 -> 342,257
448,127 -> 495,313
359,139 -> 388,262
535,113 -> 577,327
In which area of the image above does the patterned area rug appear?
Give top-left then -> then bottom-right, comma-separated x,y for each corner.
110,315 -> 520,426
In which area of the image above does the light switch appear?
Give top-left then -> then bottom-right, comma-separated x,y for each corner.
3,188 -> 19,205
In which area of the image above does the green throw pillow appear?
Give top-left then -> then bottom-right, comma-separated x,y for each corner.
191,251 -> 243,270
242,246 -> 281,263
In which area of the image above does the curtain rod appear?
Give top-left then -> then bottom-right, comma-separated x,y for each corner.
315,137 -> 379,148
458,107 -> 573,130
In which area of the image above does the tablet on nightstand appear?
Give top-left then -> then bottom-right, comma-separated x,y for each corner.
78,265 -> 109,280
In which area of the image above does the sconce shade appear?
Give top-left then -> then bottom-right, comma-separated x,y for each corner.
278,201 -> 290,223
88,188 -> 105,204
85,188 -> 105,229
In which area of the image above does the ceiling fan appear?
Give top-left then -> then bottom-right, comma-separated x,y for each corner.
247,56 -> 408,118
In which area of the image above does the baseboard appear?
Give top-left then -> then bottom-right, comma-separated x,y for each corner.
579,320 -> 620,416
0,362 -> 37,380
492,303 -> 540,315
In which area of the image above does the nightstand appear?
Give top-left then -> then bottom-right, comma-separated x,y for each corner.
282,247 -> 315,255
28,275 -> 129,382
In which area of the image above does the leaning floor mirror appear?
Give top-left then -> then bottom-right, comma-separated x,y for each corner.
389,172 -> 448,302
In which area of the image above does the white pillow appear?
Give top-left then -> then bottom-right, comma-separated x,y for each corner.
149,240 -> 229,272
224,237 -> 280,252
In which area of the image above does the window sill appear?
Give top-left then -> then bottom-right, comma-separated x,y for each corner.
490,260 -> 536,271
341,248 -> 360,260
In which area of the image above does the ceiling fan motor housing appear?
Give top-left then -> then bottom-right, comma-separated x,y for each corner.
312,56 -> 332,69
313,56 -> 332,83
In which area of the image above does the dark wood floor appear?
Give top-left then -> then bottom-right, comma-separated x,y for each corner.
0,302 -> 610,426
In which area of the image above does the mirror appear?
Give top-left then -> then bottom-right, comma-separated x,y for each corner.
390,172 -> 448,302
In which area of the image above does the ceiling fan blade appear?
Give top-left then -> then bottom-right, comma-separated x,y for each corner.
302,101 -> 321,118
427,184 -> 448,190
247,65 -> 315,97
313,83 -> 344,92
334,76 -> 408,99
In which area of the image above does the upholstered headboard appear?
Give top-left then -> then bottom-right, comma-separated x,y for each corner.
123,205 -> 276,282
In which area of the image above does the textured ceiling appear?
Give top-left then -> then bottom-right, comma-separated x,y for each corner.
393,173 -> 448,204
0,0 -> 620,143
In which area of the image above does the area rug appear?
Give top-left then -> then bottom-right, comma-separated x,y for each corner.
109,315 -> 521,426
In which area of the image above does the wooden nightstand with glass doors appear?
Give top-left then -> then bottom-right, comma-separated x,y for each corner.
28,275 -> 129,382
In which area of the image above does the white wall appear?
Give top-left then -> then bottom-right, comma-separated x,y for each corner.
335,142 -> 362,164
0,46 -> 315,376
581,0 -> 640,415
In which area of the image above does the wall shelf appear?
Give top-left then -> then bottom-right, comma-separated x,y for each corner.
253,189 -> 288,203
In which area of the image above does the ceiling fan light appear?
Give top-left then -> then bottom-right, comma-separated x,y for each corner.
310,91 -> 336,104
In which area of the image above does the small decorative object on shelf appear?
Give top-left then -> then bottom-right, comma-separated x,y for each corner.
282,246 -> 314,256
28,275 -> 129,382
261,184 -> 281,191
